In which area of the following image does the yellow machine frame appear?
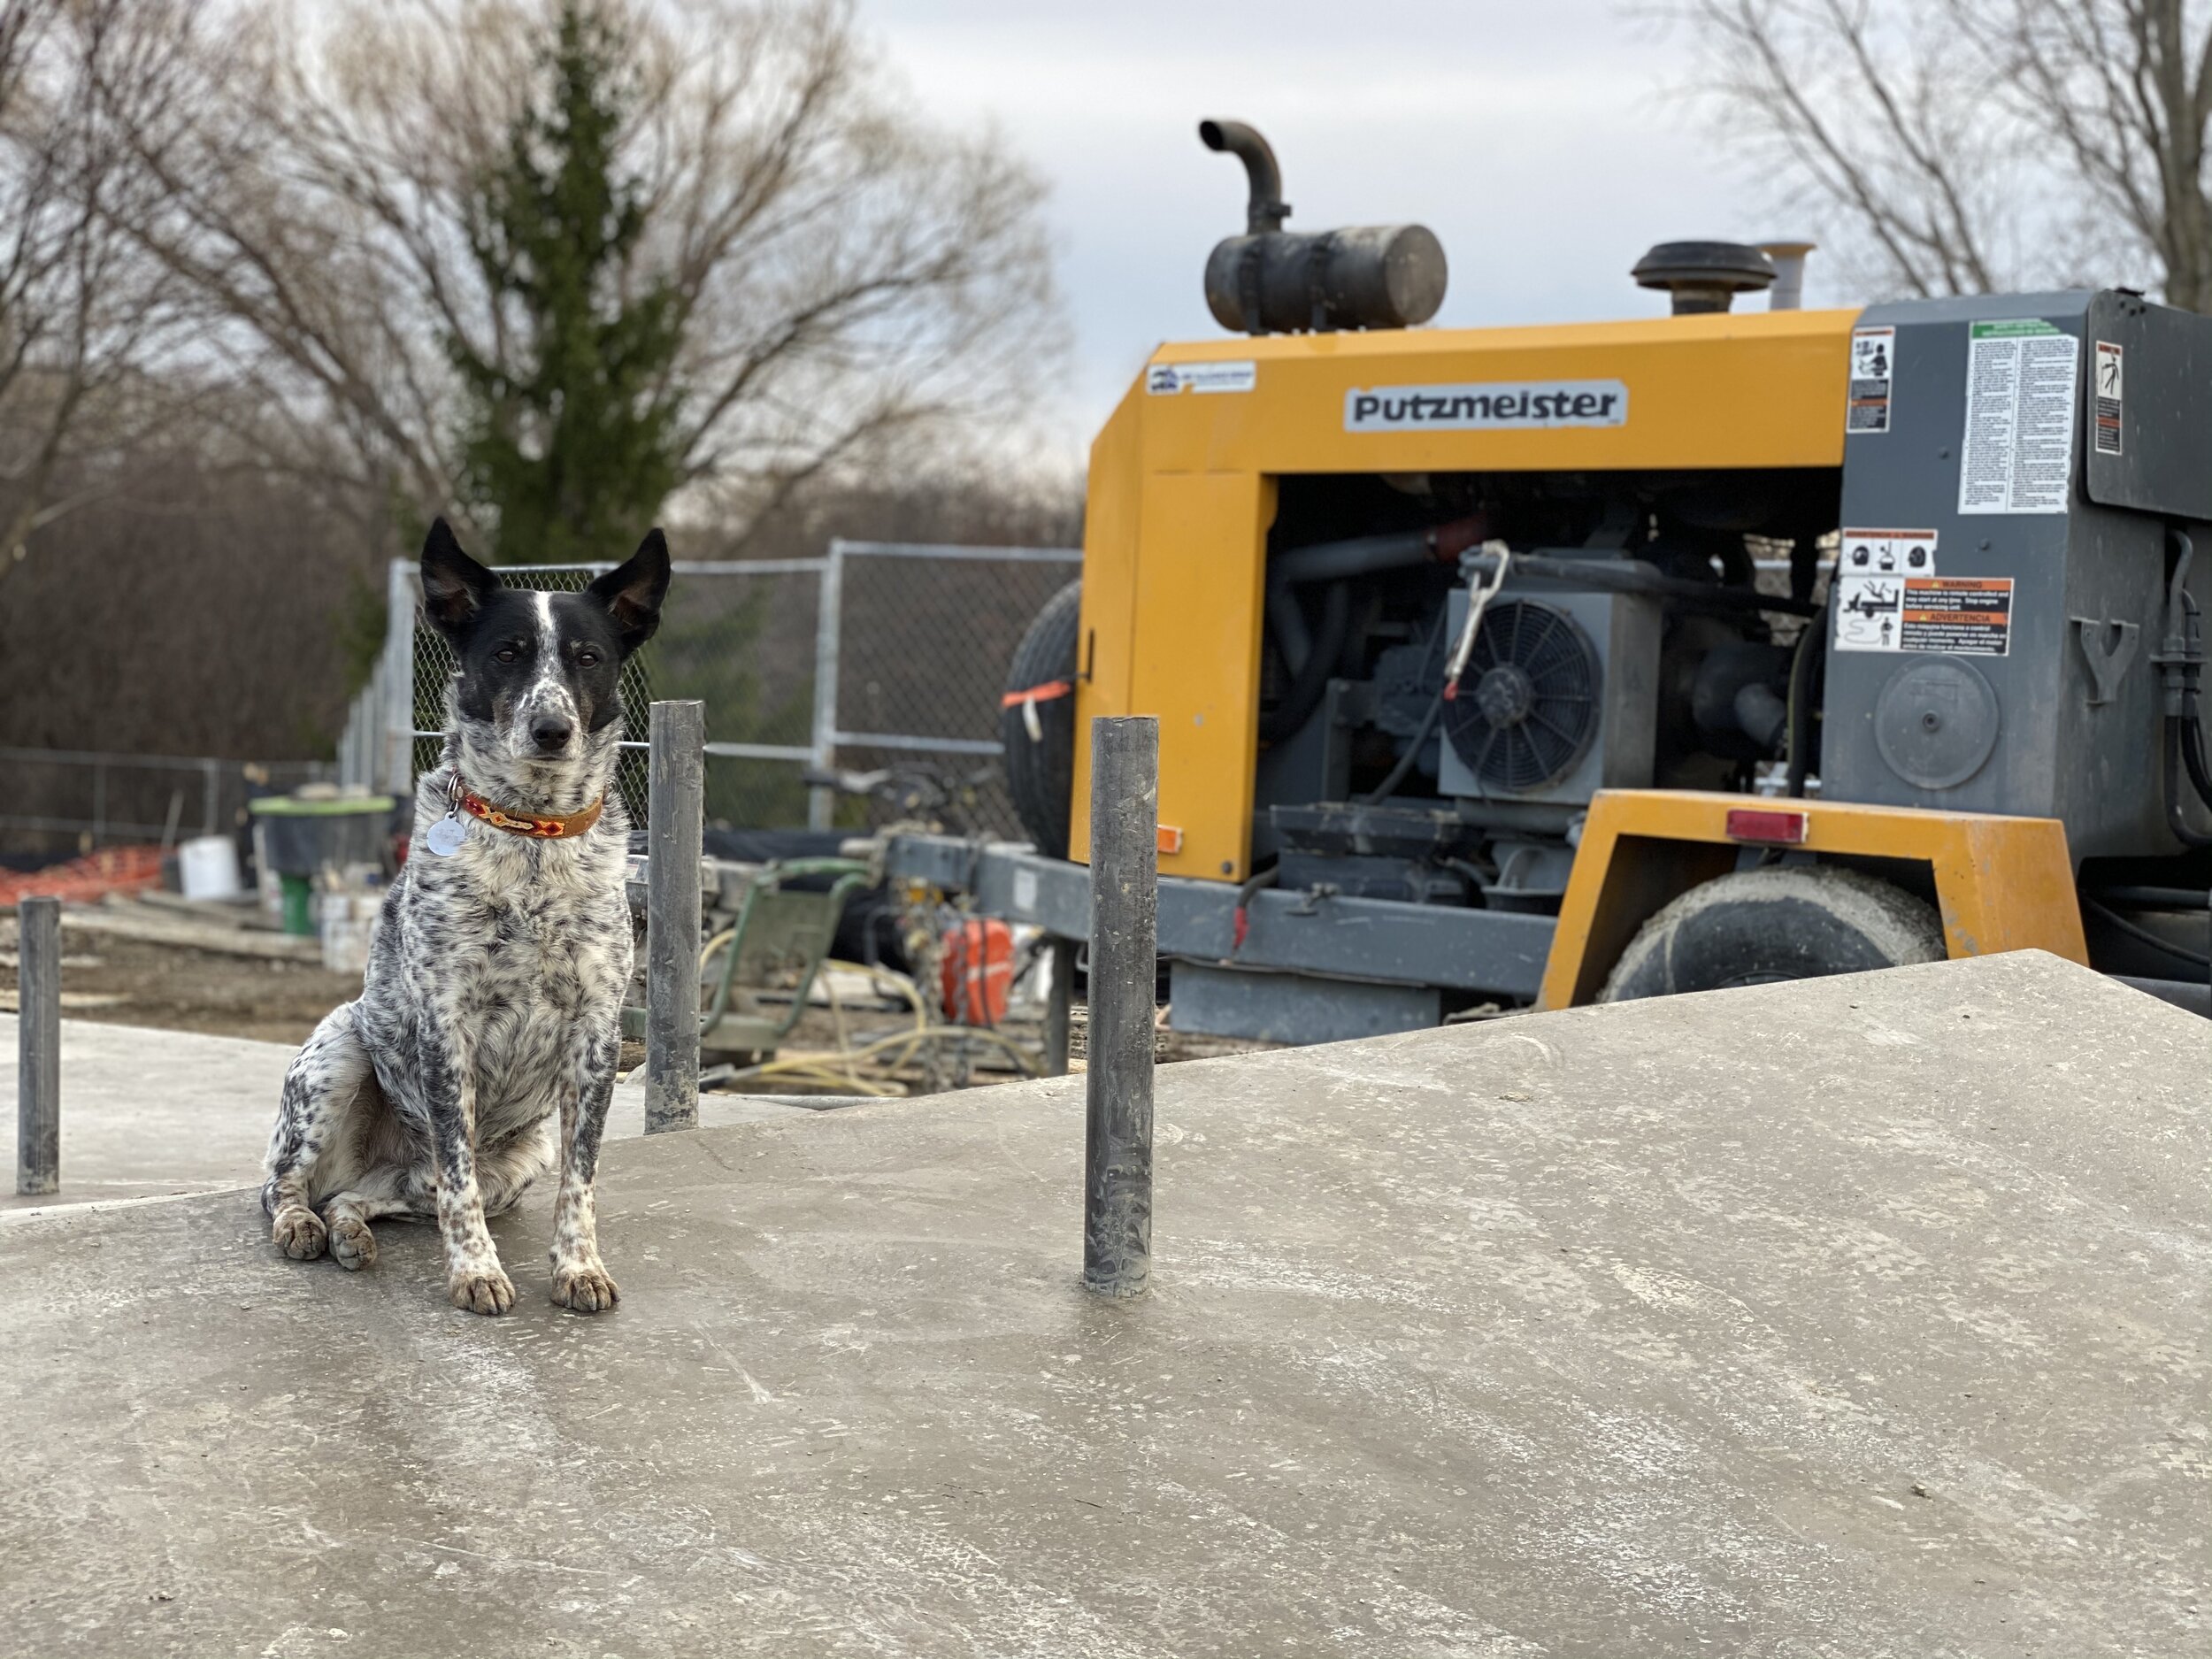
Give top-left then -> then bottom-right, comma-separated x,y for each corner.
1065,304 -> 2105,1005
1536,791 -> 2090,1009
1071,308 -> 1858,880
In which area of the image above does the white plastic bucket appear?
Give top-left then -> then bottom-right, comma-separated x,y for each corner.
178,834 -> 242,901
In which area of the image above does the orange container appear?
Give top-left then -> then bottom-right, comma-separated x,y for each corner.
939,918 -> 1015,1025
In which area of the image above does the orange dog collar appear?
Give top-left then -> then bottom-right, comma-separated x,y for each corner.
457,789 -> 604,841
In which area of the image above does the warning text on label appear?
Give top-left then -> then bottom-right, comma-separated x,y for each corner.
1958,319 -> 2077,516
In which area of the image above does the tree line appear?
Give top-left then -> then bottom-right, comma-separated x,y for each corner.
0,0 -> 1069,763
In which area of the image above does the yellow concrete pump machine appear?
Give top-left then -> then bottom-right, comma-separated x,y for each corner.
892,119 -> 2212,1042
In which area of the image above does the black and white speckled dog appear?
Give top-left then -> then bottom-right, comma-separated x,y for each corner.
260,518 -> 669,1315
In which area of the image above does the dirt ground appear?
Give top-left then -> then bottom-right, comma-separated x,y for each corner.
0,933 -> 365,1047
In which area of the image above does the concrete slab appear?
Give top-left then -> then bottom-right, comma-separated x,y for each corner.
0,1016 -> 813,1211
1,950 -> 2203,1656
0,1014 -> 291,1209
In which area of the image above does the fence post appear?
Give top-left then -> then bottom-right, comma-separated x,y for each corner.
645,700 -> 704,1134
381,557 -> 418,797
200,757 -> 220,839
17,896 -> 61,1197
1042,935 -> 1076,1077
808,539 -> 846,831
1083,716 -> 1156,1298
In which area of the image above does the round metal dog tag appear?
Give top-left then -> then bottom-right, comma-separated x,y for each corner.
424,812 -> 468,856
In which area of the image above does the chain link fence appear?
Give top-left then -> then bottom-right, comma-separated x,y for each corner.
822,541 -> 1080,836
0,747 -> 333,862
348,539 -> 1081,839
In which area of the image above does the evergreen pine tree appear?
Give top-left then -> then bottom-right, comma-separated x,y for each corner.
450,1 -> 683,565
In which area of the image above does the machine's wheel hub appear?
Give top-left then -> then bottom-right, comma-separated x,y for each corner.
1474,664 -> 1535,727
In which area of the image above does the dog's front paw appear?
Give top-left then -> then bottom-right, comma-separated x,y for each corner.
448,1264 -> 516,1316
271,1205 -> 327,1261
329,1215 -> 378,1271
550,1261 -> 620,1313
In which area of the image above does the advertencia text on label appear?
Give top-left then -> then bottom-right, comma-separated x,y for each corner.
1345,380 -> 1629,433
1835,576 -> 2013,657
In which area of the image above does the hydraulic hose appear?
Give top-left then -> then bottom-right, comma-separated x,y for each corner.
1460,550 -> 1819,618
2185,718 -> 2212,812
1263,516 -> 1479,692
1271,517 -> 1486,587
1359,608 -> 1454,805
2163,718 -> 2212,847
2154,528 -> 2210,833
1266,568 -> 1314,674
2081,895 -> 2212,969
1786,604 -> 1827,798
1258,580 -> 1350,743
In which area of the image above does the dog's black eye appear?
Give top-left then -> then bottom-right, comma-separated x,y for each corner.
576,648 -> 601,667
494,646 -> 518,664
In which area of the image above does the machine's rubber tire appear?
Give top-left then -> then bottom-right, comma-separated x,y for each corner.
1001,579 -> 1082,859
1597,865 -> 1946,1002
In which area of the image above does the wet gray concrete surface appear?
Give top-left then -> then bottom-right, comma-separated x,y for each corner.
1,950 -> 2203,1657
0,1014 -> 809,1212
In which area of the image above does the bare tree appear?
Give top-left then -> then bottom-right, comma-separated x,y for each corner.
0,0 -> 196,575
106,0 -> 1062,551
1679,0 -> 2212,311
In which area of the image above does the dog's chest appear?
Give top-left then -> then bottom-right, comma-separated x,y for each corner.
403,836 -> 631,1115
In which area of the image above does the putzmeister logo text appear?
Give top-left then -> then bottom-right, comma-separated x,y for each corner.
1346,380 -> 1629,433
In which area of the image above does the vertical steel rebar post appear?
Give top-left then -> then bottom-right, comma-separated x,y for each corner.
1083,716 -> 1157,1297
645,700 -> 704,1134
17,896 -> 61,1196
1042,935 -> 1076,1078
808,541 -> 846,831
382,557 -> 419,796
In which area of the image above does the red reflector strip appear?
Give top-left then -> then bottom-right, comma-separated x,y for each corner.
1156,825 -> 1185,855
1725,807 -> 1809,845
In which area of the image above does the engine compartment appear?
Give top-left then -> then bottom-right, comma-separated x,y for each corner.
1250,467 -> 1841,915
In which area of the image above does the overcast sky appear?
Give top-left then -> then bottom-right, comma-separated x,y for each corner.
859,0 -> 1818,462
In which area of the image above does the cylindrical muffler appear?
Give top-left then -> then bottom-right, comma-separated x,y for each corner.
1204,225 -> 1448,335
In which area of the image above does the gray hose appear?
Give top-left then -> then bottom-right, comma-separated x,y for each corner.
1271,517 -> 1484,587
1266,570 -> 1314,674
1259,582 -> 1350,743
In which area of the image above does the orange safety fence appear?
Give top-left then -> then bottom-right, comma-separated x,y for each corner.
0,845 -> 166,907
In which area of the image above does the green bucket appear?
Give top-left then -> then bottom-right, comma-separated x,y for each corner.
280,875 -> 318,938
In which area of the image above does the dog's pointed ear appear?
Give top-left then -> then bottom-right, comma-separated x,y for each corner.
420,518 -> 499,641
585,528 -> 672,655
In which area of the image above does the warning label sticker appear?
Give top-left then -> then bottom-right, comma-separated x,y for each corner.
2093,340 -> 2123,456
1147,360 -> 1256,396
1848,326 -> 1894,433
1839,526 -> 1937,578
1835,575 -> 1906,650
1958,319 -> 2078,514
1836,575 -> 2012,656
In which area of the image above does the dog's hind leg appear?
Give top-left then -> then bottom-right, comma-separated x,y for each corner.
548,1022 -> 622,1313
262,1004 -> 373,1262
318,1164 -> 435,1271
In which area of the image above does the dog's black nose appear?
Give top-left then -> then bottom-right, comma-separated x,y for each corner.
530,715 -> 574,752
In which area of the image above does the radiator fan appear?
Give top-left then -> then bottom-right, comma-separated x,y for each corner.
1441,600 -> 1602,792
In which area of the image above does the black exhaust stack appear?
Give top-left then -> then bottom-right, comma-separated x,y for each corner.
1200,119 -> 1288,235
1199,119 -> 1447,337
